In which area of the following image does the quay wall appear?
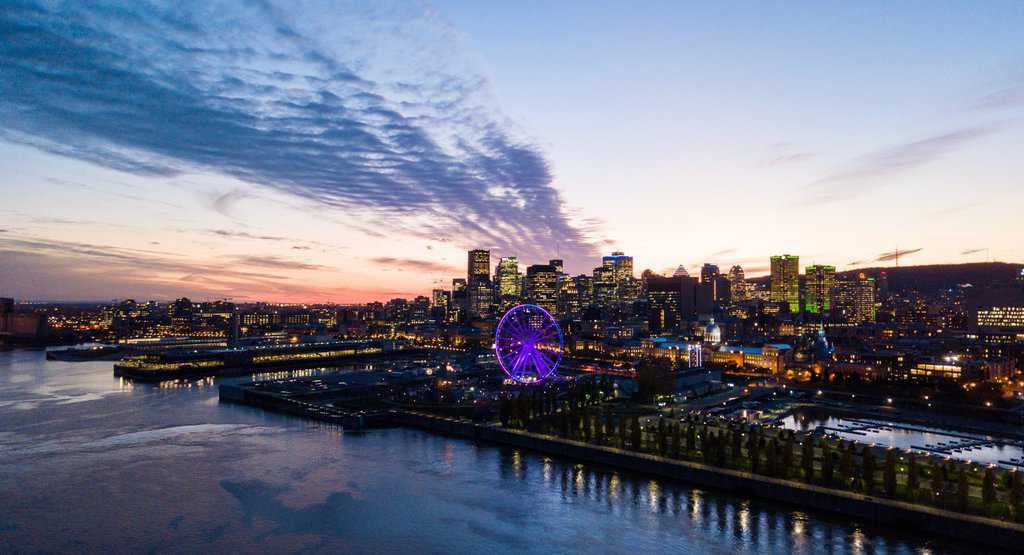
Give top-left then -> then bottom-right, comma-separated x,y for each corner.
392,410 -> 1024,551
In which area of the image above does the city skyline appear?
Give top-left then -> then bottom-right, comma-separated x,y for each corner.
3,1 -> 1024,303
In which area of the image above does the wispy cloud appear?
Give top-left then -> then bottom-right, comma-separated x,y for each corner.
961,248 -> 986,255
0,233 -> 383,301
875,248 -> 922,262
369,257 -> 460,274
802,126 -> 999,205
0,0 -> 598,269
207,229 -> 288,242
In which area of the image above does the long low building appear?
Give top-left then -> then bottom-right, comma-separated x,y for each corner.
114,339 -> 408,381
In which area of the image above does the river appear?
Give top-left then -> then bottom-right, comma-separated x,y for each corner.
0,349 -> 979,553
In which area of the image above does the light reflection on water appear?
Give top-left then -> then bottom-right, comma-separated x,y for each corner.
779,408 -> 1024,467
0,349 -> 980,554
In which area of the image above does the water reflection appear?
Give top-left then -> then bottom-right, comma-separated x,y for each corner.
0,350 -> 982,554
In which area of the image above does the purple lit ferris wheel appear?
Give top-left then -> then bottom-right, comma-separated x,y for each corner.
494,304 -> 563,384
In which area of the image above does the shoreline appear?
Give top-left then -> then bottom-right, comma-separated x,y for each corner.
392,410 -> 1024,551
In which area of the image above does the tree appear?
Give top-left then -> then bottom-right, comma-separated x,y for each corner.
634,356 -> 675,403
766,439 -> 779,477
1012,470 -> 1024,522
601,411 -> 611,445
957,468 -> 969,513
716,432 -> 727,467
861,446 -> 876,495
801,437 -> 815,483
686,424 -> 697,454
618,413 -> 627,448
657,418 -> 668,455
821,443 -> 834,486
884,450 -> 897,498
983,467 -> 996,510
781,436 -> 794,480
732,429 -> 743,465
839,442 -> 853,490
931,463 -> 946,507
630,417 -> 642,451
907,454 -> 920,500
747,431 -> 761,474
671,423 -> 682,459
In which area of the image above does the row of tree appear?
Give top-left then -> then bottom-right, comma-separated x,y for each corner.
506,400 -> 1024,522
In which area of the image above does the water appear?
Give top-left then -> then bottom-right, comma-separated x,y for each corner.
779,409 -> 1024,467
0,350 -> 977,554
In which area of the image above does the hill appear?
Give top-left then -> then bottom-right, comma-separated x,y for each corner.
749,262 -> 1023,294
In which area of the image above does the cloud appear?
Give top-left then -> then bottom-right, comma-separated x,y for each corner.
231,255 -> 327,271
709,248 -> 737,257
207,229 -> 288,242
961,248 -> 986,255
369,257 -> 460,274
209,189 -> 254,217
802,126 -> 999,205
0,0 -> 598,270
0,233 -> 386,301
875,248 -> 922,262
764,152 -> 815,166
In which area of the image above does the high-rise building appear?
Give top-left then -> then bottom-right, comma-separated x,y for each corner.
834,273 -> 876,323
467,280 -> 493,320
592,266 -> 616,310
804,265 -> 835,315
700,263 -> 720,284
573,274 -> 594,310
603,252 -> 634,283
556,276 -> 581,319
727,265 -> 747,301
646,276 -> 684,334
549,259 -> 564,276
430,288 -> 450,321
770,255 -> 800,313
526,264 -> 558,315
467,249 -> 490,285
494,257 -> 521,299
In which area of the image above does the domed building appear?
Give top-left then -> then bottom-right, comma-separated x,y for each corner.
703,317 -> 722,345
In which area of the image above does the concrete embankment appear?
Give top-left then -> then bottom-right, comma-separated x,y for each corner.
392,410 -> 1024,551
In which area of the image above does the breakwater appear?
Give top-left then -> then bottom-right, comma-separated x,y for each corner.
393,410 -> 1024,551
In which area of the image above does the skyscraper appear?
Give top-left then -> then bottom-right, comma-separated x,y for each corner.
804,265 -> 835,315
770,255 -> 800,313
548,259 -> 564,275
526,264 -> 558,315
603,252 -> 634,284
494,257 -> 521,299
727,265 -> 747,301
646,276 -> 684,334
700,263 -> 720,284
467,250 -> 490,285
834,273 -> 876,323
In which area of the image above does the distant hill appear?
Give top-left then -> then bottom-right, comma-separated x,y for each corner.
749,262 -> 1023,294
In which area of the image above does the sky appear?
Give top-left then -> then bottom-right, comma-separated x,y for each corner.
1,0 -> 1023,302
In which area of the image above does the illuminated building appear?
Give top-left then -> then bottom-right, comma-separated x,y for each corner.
526,264 -> 558,315
977,306 -> 1024,330
556,276 -> 581,319
573,274 -> 593,311
710,343 -> 791,375
170,297 -> 193,329
592,266 -> 616,309
603,251 -> 633,284
467,249 -> 490,285
700,263 -> 719,284
548,259 -> 564,276
804,265 -> 835,315
646,276 -> 683,333
467,279 -> 493,320
834,273 -> 876,323
494,257 -> 521,300
727,265 -> 746,301
770,255 -> 800,313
